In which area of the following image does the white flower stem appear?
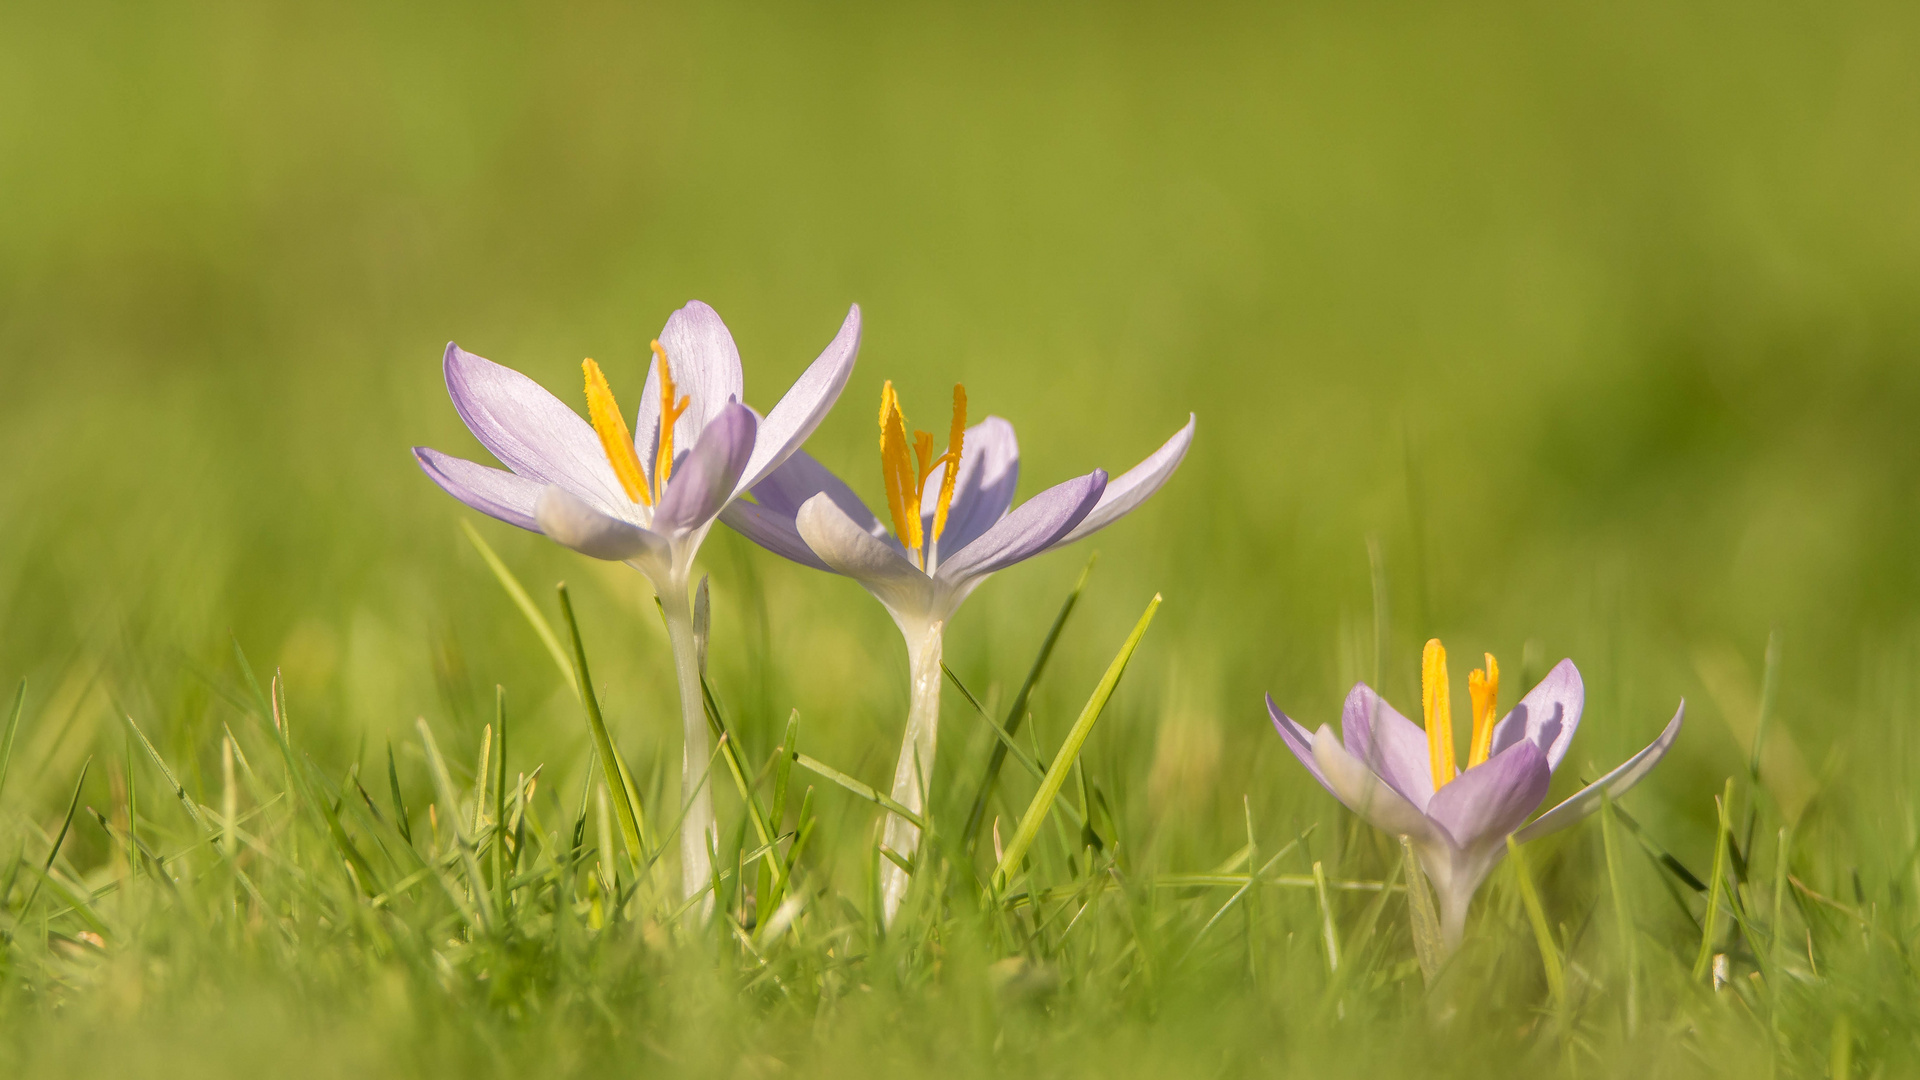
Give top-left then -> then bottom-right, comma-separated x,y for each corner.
880,619 -> 944,925
660,579 -> 715,914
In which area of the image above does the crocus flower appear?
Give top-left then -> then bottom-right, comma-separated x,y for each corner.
414,300 -> 862,904
722,381 -> 1194,919
1267,641 -> 1683,951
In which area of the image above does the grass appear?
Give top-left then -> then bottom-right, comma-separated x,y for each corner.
4,0 -> 1920,1076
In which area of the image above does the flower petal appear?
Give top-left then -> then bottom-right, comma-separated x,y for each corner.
1341,683 -> 1437,811
414,447 -> 543,532
795,492 -> 935,617
635,300 -> 749,476
718,500 -> 833,572
922,416 -> 1020,564
443,342 -> 629,514
1424,740 -> 1551,850
1049,414 -> 1194,548
1513,701 -> 1685,844
1268,695 -> 1336,798
733,304 -> 861,496
745,449 -> 890,537
654,401 -> 757,534
1489,658 -> 1584,771
535,486 -> 671,564
1311,725 -> 1444,845
933,471 -> 1106,584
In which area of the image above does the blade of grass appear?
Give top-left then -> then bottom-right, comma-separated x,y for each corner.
1401,835 -> 1445,982
123,714 -> 212,833
790,752 -> 924,829
0,680 -> 24,804
1311,860 -> 1340,974
462,519 -> 575,690
1601,792 -> 1640,1033
415,717 -> 494,933
556,584 -> 644,867
386,742 -> 412,845
1507,836 -> 1568,1010
1693,779 -> 1735,981
20,758 -> 90,916
963,554 -> 1096,850
993,593 -> 1159,892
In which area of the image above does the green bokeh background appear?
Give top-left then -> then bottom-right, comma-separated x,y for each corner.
2,0 -> 1919,1070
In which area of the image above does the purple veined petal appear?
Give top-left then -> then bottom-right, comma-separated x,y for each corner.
1048,414 -> 1194,548
733,304 -> 861,496
414,447 -> 543,532
1268,695 -> 1336,798
1488,658 -> 1585,772
795,492 -> 936,616
922,416 -> 1020,564
1310,725 -> 1444,846
442,343 -> 631,515
535,486 -> 671,564
635,300 -> 749,479
1424,740 -> 1551,850
746,449 -> 892,542
1341,683 -> 1437,811
1513,701 -> 1685,844
654,402 -> 757,535
718,500 -> 833,573
933,470 -> 1106,585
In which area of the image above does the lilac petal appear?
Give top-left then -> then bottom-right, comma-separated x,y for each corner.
1489,658 -> 1585,771
1311,725 -> 1443,846
933,471 -> 1106,584
654,402 -> 757,535
718,500 -> 832,572
1513,702 -> 1685,844
1268,695 -> 1336,798
1341,683 -> 1437,811
921,416 -> 1020,563
535,486 -> 669,564
414,447 -> 543,532
1425,741 -> 1551,849
635,301 -> 749,479
733,304 -> 861,496
443,343 -> 629,514
744,449 -> 890,538
1049,414 -> 1194,548
795,493 -> 936,617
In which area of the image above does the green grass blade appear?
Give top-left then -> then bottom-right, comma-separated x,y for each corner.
20,758 -> 90,915
556,584 -> 644,867
0,680 -> 24,805
1693,778 -> 1734,981
1400,835 -> 1445,982
1601,792 -> 1640,1033
462,519 -> 577,692
790,751 -> 924,829
1507,836 -> 1567,1010
385,742 -> 412,845
993,592 -> 1159,892
414,716 -> 494,933
123,713 -> 212,834
963,554 -> 1095,850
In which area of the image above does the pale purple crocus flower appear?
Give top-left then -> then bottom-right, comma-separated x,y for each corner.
722,381 -> 1194,920
414,300 -> 861,906
1268,643 -> 1683,951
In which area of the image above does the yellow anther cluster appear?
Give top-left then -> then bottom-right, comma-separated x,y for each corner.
581,341 -> 691,508
878,381 -> 966,568
1422,639 -> 1502,789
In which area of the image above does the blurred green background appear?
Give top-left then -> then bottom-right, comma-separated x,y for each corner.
2,0 -> 1919,1027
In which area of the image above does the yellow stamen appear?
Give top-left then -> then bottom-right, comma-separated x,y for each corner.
876,382 -> 969,568
1422,638 -> 1456,790
651,340 -> 690,493
1467,653 -> 1500,767
583,358 -> 651,505
930,385 -> 966,546
878,381 -> 922,559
